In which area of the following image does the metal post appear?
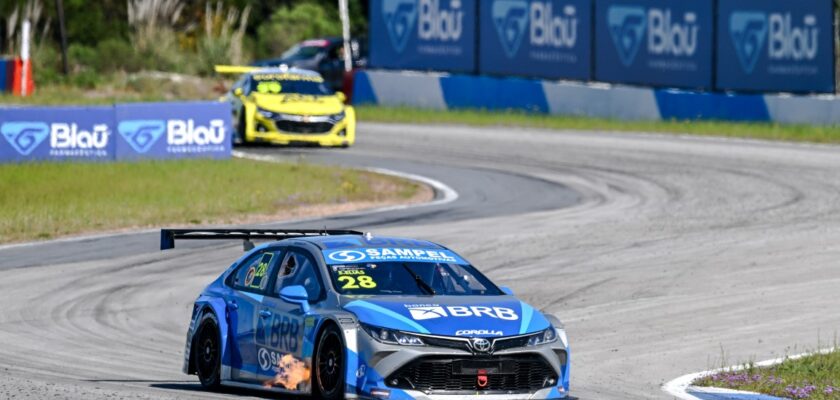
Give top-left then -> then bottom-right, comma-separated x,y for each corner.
338,0 -> 353,72
55,0 -> 69,75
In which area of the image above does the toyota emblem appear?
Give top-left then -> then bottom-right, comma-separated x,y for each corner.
471,338 -> 492,353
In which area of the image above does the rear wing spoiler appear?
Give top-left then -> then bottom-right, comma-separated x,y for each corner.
214,65 -> 260,75
160,228 -> 363,251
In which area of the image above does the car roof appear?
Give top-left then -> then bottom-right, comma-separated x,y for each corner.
261,234 -> 448,251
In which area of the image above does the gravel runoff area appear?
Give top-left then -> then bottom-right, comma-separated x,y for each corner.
0,122 -> 839,399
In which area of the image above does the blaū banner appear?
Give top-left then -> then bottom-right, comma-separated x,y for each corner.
369,0 -> 478,73
114,101 -> 232,160
594,0 -> 714,89
0,106 -> 116,162
716,0 -> 834,93
479,0 -> 592,81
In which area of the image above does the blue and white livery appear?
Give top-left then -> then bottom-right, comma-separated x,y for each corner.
164,228 -> 570,399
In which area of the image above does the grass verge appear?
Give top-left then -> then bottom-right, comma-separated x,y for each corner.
694,349 -> 840,399
0,158 -> 423,243
356,106 -> 840,144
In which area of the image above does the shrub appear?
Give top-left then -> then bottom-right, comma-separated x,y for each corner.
256,2 -> 341,59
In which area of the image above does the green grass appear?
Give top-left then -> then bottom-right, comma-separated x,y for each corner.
694,349 -> 840,399
0,159 -> 420,243
356,106 -> 840,144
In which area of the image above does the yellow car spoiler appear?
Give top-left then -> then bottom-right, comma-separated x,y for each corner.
214,65 -> 261,75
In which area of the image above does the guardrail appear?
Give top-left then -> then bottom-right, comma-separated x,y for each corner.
0,101 -> 232,163
368,0 -> 835,94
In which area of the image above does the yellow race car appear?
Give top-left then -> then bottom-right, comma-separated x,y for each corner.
217,65 -> 355,147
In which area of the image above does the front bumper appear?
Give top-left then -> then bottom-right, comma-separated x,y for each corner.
347,328 -> 570,400
248,111 -> 355,147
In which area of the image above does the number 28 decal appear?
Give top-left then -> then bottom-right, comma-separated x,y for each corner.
338,275 -> 377,289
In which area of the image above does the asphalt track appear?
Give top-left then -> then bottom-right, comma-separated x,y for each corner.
2,122 -> 840,399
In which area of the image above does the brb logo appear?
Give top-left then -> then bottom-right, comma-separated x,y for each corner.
405,304 -> 519,321
607,5 -> 699,66
118,119 -> 226,153
382,0 -> 463,53
492,0 -> 579,58
1,122 -> 49,156
729,11 -> 820,74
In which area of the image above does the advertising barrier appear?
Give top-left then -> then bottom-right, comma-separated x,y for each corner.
0,106 -> 115,163
115,102 -> 231,160
716,0 -> 835,93
0,101 -> 231,163
479,0 -> 592,81
594,0 -> 714,89
369,0 -> 478,73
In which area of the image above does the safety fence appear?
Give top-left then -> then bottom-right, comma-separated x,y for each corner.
0,101 -> 232,163
353,69 -> 840,125
368,0 -> 835,94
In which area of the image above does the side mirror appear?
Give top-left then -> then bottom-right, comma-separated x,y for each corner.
233,88 -> 244,97
501,286 -> 514,295
279,285 -> 310,313
336,92 -> 346,103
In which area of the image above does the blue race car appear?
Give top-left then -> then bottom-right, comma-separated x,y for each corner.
162,229 -> 570,399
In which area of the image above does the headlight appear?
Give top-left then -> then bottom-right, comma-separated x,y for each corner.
257,108 -> 274,118
360,323 -> 424,346
329,110 -> 346,122
527,327 -> 558,346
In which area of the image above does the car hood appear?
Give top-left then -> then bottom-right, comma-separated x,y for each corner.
341,296 -> 551,338
251,93 -> 344,115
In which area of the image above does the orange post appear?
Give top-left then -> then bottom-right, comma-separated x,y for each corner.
11,58 -> 34,97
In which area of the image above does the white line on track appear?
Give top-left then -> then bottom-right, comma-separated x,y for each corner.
231,150 -> 459,210
0,151 -> 458,252
662,348 -> 837,399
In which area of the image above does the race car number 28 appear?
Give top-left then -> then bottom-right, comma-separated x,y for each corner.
337,275 -> 376,289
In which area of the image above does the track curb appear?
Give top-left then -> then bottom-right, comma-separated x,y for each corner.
663,349 -> 836,400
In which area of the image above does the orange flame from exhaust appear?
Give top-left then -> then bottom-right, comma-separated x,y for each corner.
263,353 -> 311,391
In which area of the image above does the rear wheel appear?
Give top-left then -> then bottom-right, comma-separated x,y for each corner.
194,313 -> 221,389
314,324 -> 345,400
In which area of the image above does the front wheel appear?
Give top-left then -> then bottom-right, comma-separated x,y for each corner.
314,324 -> 345,400
194,313 -> 221,389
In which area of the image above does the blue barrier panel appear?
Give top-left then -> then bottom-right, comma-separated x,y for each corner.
654,89 -> 770,122
479,0 -> 592,81
0,59 -> 8,92
0,106 -> 116,163
440,74 -> 549,112
594,0 -> 714,89
369,0 -> 477,73
716,0 -> 834,94
114,102 -> 232,160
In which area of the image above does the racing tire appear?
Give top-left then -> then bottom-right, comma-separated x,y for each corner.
314,324 -> 345,400
234,113 -> 247,145
194,313 -> 222,389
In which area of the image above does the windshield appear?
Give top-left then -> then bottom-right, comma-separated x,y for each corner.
248,73 -> 333,96
280,45 -> 325,61
328,262 -> 504,296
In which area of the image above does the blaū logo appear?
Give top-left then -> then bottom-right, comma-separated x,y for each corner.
383,0 -> 418,53
607,5 -> 647,66
1,122 -> 50,156
492,0 -> 529,58
118,120 -> 166,153
729,12 -> 767,74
